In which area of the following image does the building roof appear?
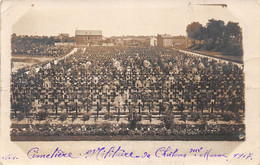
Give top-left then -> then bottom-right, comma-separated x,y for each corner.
172,35 -> 187,39
60,33 -> 69,36
157,34 -> 174,39
75,30 -> 102,36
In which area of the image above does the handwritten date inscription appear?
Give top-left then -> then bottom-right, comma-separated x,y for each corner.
2,146 -> 254,162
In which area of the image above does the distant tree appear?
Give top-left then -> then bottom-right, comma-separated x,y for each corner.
199,26 -> 208,43
205,19 -> 225,48
186,22 -> 203,44
46,36 -> 55,45
186,19 -> 243,55
225,21 -> 242,44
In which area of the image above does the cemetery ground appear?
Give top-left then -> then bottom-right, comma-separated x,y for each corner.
10,46 -> 245,141
10,108 -> 245,141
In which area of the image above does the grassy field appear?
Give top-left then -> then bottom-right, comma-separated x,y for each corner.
183,49 -> 243,64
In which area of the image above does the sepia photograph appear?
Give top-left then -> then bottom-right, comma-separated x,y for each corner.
8,1 -> 246,141
2,0 -> 260,165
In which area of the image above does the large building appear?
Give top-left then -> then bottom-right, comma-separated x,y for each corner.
157,34 -> 174,47
75,30 -> 102,45
171,36 -> 190,49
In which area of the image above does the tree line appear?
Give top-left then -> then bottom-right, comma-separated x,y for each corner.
186,19 -> 243,56
11,33 -> 75,45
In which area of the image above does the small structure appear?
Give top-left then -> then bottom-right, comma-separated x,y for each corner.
150,37 -> 157,46
59,33 -> 69,41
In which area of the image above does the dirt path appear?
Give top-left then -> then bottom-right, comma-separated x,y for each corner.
11,48 -> 78,73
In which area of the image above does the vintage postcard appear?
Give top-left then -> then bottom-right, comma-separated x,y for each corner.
1,0 -> 260,164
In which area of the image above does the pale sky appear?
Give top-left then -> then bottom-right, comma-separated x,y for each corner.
12,0 -> 240,37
